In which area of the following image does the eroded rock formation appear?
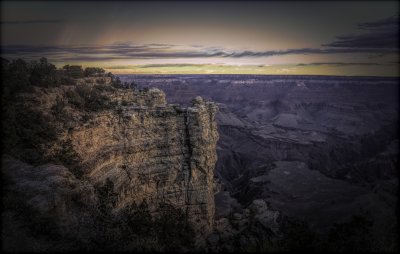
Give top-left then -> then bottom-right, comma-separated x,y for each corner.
3,80 -> 219,236
70,90 -> 219,232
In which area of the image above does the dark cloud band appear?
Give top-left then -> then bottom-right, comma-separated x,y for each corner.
323,15 -> 398,49
296,62 -> 392,67
1,19 -> 66,25
1,43 -> 398,62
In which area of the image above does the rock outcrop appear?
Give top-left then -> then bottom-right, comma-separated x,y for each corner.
207,199 -> 280,252
70,90 -> 218,232
3,81 -> 219,235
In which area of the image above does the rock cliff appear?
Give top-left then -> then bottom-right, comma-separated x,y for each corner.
70,91 -> 218,232
3,80 -> 219,235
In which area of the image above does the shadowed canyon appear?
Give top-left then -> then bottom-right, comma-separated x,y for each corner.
119,74 -> 399,251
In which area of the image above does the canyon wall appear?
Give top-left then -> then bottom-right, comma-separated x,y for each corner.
70,92 -> 218,232
5,82 -> 219,234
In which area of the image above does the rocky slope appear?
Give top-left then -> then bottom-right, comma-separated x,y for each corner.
2,155 -> 98,251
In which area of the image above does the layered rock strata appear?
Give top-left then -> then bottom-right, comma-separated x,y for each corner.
6,83 -> 219,234
70,93 -> 218,232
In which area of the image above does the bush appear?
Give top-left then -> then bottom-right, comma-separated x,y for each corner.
1,58 -> 80,96
129,81 -> 138,89
51,96 -> 67,119
2,104 -> 58,165
29,57 -> 59,87
93,84 -> 115,92
66,85 -> 112,112
50,139 -> 83,178
278,217 -> 320,251
59,75 -> 77,86
154,203 -> 196,250
120,201 -> 154,237
111,76 -> 124,88
274,215 -> 376,252
76,85 -> 109,111
66,88 -> 85,109
84,67 -> 105,77
1,58 -> 32,98
325,215 -> 373,252
63,65 -> 84,78
3,191 -> 62,241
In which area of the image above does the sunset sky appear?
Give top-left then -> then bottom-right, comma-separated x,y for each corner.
1,1 -> 399,76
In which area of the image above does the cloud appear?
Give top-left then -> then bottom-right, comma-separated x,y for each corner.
2,15 -> 399,63
1,43 -> 232,61
323,15 -> 399,49
105,63 -> 223,70
1,19 -> 66,25
138,63 -> 209,68
227,47 -> 397,57
296,62 -> 388,67
277,68 -> 297,73
358,15 -> 399,32
2,43 -> 398,63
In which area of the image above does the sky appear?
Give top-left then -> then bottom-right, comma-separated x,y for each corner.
1,1 -> 399,76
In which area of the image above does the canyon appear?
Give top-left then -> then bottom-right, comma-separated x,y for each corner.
119,74 -> 399,251
2,72 -> 398,252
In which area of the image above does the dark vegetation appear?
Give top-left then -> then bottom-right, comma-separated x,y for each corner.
274,215 -> 377,252
2,103 -> 58,165
3,176 -> 196,251
1,57 -> 122,166
89,178 -> 196,251
1,57 -> 122,97
234,215 -> 379,252
65,84 -> 114,112
0,57 -> 132,172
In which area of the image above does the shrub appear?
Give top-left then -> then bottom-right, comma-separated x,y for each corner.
154,203 -> 196,250
96,178 -> 118,214
29,57 -> 59,87
1,103 -> 58,165
63,65 -> 84,78
1,58 -> 32,98
51,96 -> 67,119
59,75 -> 77,86
50,139 -> 83,178
84,67 -> 105,77
325,215 -> 373,252
120,201 -> 154,237
93,84 -> 115,92
66,89 -> 85,109
111,76 -> 124,88
66,85 -> 112,112
278,217 -> 320,251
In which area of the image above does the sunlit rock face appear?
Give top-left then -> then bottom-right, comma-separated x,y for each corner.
70,93 -> 219,233
5,81 -> 219,235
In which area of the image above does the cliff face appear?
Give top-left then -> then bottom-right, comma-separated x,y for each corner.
4,82 -> 219,235
70,92 -> 218,232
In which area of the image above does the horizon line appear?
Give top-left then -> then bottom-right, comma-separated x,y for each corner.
114,73 -> 400,78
